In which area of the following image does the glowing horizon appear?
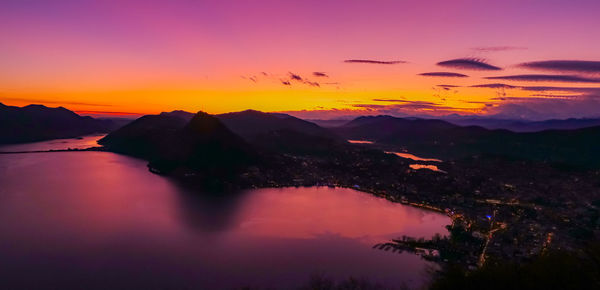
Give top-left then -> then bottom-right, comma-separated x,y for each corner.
2,0 -> 600,120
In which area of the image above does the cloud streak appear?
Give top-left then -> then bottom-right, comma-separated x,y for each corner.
485,74 -> 600,83
437,58 -> 502,70
344,59 -> 406,65
471,46 -> 527,52
313,72 -> 328,77
471,83 -> 518,89
419,72 -> 469,78
518,60 -> 600,74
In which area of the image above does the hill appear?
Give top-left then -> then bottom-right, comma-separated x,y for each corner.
99,111 -> 256,177
0,103 -> 120,144
216,110 -> 335,140
445,117 -> 600,132
334,115 -> 600,168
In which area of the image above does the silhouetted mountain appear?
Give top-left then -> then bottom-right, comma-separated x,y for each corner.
160,110 -> 195,122
337,115 -> 460,141
215,109 -> 343,154
150,112 -> 256,173
334,115 -> 600,168
98,112 -> 192,158
445,117 -> 600,132
99,111 -> 256,176
305,118 -> 353,128
216,109 -> 335,140
0,103 -> 120,144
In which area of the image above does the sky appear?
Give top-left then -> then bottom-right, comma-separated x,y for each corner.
1,0 -> 600,120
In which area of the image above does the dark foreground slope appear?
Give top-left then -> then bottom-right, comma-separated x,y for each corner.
0,103 -> 120,144
334,115 -> 600,168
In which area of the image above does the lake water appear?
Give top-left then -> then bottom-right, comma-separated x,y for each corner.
386,152 -> 442,163
0,148 -> 449,289
0,134 -> 105,152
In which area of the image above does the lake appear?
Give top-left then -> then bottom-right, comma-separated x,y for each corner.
0,141 -> 449,289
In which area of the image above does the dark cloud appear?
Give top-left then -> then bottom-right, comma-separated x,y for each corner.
470,84 -> 600,95
437,84 -> 461,88
371,99 -> 439,106
471,83 -> 518,89
288,72 -> 303,81
437,58 -> 501,70
518,86 -> 600,94
529,94 -> 578,99
304,81 -> 320,87
419,72 -> 469,78
313,72 -> 329,77
344,59 -> 406,65
518,60 -> 600,74
471,46 -> 527,52
486,98 -> 600,120
485,74 -> 600,83
279,72 -> 322,87
352,101 -> 471,113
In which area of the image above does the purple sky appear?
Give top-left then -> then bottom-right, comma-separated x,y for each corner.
1,0 -> 600,120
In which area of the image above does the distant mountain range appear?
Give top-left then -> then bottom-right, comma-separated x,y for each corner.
5,103 -> 600,169
0,103 -> 122,144
333,115 -> 600,169
443,116 -> 600,132
309,115 -> 600,132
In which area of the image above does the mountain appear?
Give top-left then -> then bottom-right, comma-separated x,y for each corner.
305,118 -> 353,128
334,115 -> 600,168
216,110 -> 335,140
0,103 -> 120,144
99,111 -> 256,175
336,115 -> 462,142
445,117 -> 600,132
215,110 -> 343,154
97,111 -> 192,158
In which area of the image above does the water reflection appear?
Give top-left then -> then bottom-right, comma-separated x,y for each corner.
170,182 -> 246,232
347,139 -> 374,144
0,151 -> 449,289
409,164 -> 446,173
0,134 -> 105,152
386,151 -> 442,162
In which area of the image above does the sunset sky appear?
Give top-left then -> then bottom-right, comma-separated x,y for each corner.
2,0 -> 600,120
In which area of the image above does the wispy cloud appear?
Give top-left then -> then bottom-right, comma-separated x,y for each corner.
485,74 -> 600,83
313,72 -> 328,77
419,72 -> 469,78
518,86 -> 600,94
0,97 -> 113,107
471,46 -> 527,52
352,101 -> 473,113
437,58 -> 501,70
289,72 -> 303,81
518,60 -> 600,74
486,98 -> 600,120
344,59 -> 406,65
471,83 -> 518,89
